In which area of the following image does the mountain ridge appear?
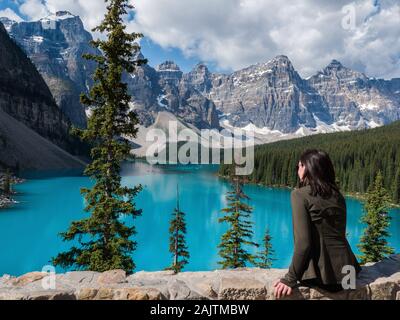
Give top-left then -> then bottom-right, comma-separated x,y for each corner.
0,20 -> 85,170
1,12 -> 399,143
1,12 -> 98,128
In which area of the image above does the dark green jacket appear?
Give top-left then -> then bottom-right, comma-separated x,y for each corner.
281,185 -> 362,288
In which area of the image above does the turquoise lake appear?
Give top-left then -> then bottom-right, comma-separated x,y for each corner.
0,162 -> 399,276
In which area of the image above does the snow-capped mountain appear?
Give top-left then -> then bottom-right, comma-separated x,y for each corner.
125,58 -> 220,130
207,55 -> 332,133
2,11 -> 99,128
201,56 -> 399,135
2,11 -> 399,145
0,21 -> 83,169
0,17 -> 16,32
203,57 -> 399,137
307,60 -> 400,130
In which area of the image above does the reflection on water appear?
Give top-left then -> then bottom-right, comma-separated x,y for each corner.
0,161 -> 399,276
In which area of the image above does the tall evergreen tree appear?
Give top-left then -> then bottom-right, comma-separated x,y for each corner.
218,173 -> 259,269
256,228 -> 275,269
166,185 -> 189,273
52,0 -> 147,273
357,171 -> 395,264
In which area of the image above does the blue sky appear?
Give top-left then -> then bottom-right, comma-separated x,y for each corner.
0,1 -> 18,12
0,0 -> 219,73
139,38 -> 221,73
0,0 -> 399,78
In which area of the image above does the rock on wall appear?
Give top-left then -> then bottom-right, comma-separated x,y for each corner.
0,255 -> 398,300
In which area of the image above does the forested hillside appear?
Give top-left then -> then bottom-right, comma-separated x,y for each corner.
219,121 -> 400,204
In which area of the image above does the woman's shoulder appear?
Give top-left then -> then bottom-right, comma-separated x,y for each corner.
292,185 -> 346,208
291,185 -> 312,196
290,185 -> 311,203
291,185 -> 344,201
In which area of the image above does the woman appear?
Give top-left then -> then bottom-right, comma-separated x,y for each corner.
274,149 -> 361,298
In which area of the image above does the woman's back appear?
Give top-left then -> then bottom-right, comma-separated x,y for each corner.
300,184 -> 347,235
283,184 -> 361,287
276,149 -> 362,298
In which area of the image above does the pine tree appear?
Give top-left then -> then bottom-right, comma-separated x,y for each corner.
218,173 -> 259,269
52,0 -> 147,273
166,185 -> 189,273
357,171 -> 395,264
2,169 -> 12,196
256,228 -> 275,269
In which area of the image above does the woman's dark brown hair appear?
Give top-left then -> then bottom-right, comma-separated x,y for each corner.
298,149 -> 340,198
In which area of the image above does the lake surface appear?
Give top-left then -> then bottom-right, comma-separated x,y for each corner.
0,162 -> 399,276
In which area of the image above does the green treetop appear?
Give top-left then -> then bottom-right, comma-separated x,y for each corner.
256,228 -> 275,269
358,171 -> 395,264
166,185 -> 190,273
218,174 -> 259,269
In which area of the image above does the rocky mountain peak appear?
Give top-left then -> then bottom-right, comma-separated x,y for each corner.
0,22 -> 78,154
305,59 -> 396,131
267,55 -> 294,69
230,55 -> 297,83
0,20 -> 6,32
0,17 -> 17,32
319,59 -> 367,81
6,13 -> 99,128
181,63 -> 212,94
32,11 -> 91,46
321,59 -> 347,76
41,11 -> 78,21
261,54 -> 302,86
156,60 -> 183,86
56,11 -> 75,17
326,59 -> 343,70
271,54 -> 291,63
236,55 -> 298,84
156,60 -> 181,72
189,63 -> 211,79
192,62 -> 209,73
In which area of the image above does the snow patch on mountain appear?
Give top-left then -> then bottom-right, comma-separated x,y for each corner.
31,36 -> 44,43
359,103 -> 381,111
157,94 -> 169,109
238,122 -> 283,135
42,11 -> 77,22
0,17 -> 17,32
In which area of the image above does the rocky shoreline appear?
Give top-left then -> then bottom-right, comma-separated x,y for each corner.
0,172 -> 24,209
0,196 -> 16,209
0,254 -> 398,300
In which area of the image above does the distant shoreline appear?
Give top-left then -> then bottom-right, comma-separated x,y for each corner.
217,173 -> 400,210
135,159 -> 400,209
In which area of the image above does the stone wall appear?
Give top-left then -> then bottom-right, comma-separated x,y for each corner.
0,255 -> 398,300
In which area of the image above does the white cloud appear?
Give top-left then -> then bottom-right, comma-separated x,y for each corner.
14,0 -> 400,79
0,8 -> 24,22
128,0 -> 400,79
17,0 -> 107,33
19,0 -> 50,21
43,0 -> 107,32
342,1 -> 400,79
